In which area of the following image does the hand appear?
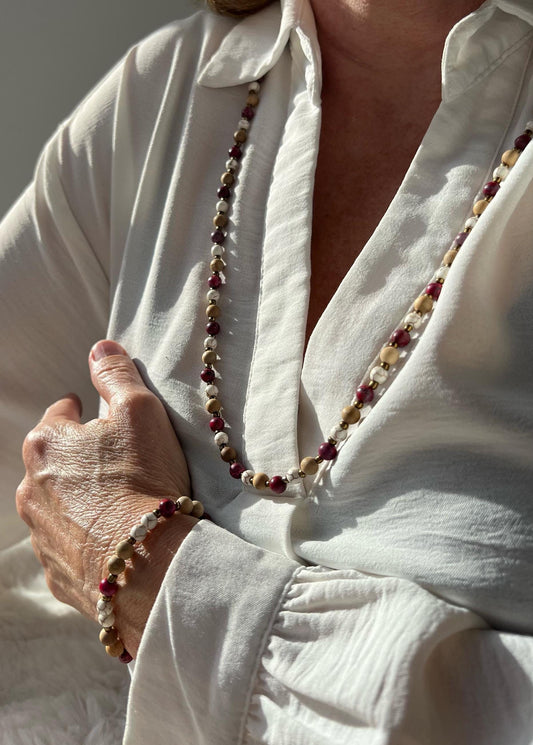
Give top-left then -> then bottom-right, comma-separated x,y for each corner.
16,339 -> 197,657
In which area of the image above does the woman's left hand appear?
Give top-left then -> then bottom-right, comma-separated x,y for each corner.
16,339 -> 198,658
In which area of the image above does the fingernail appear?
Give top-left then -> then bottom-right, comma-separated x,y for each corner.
91,340 -> 127,361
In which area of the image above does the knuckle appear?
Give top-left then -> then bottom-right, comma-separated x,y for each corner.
22,426 -> 53,464
120,388 -> 159,418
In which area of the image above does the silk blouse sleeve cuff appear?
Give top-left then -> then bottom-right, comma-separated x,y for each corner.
123,518 -> 301,745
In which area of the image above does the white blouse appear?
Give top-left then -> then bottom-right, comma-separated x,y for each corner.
1,0 -> 533,743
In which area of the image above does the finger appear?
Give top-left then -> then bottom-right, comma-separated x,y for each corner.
40,392 -> 83,426
88,339 -> 149,412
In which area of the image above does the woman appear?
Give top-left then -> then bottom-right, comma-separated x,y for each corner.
3,0 -> 533,742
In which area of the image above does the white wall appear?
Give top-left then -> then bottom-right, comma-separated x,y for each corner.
0,0 -> 198,219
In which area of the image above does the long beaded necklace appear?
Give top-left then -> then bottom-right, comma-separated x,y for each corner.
201,80 -> 532,498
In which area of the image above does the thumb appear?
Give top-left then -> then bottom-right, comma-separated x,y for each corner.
89,340 -> 148,412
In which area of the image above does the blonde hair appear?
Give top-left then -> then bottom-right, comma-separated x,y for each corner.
205,0 -> 276,17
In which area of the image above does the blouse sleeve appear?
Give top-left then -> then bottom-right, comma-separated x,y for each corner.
126,518 -> 533,745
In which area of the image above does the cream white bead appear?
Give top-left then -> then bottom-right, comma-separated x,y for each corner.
214,431 -> 229,446
370,366 -> 388,384
284,467 -> 301,482
130,524 -> 148,542
493,164 -> 509,181
241,469 -> 254,485
211,245 -> 224,257
207,289 -> 220,302
404,311 -> 423,328
225,159 -> 239,171
141,512 -> 158,530
248,81 -> 260,93
433,265 -> 450,281
97,598 -> 112,613
329,426 -> 347,442
204,337 -> 217,350
99,611 -> 115,627
526,121 -> 533,132
464,216 -> 478,230
216,200 -> 229,213
238,118 -> 250,130
205,384 -> 218,396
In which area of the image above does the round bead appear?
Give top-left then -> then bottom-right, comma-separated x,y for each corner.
206,304 -> 220,318
209,416 -> 224,432
482,181 -> 500,198
99,628 -> 118,646
318,442 -> 337,460
176,496 -> 193,515
442,248 -> 459,266
206,321 -> 220,336
214,431 -> 229,446
300,456 -> 319,475
228,145 -> 242,160
119,650 -> 133,664
205,384 -> 218,397
98,611 -> 115,628
202,350 -> 217,365
238,118 -> 250,130
211,245 -> 225,258
201,368 -> 216,383
285,467 -> 301,482
204,338 -> 217,351
464,216 -> 479,229
241,106 -> 255,120
226,158 -> 239,171
269,476 -> 287,494
205,398 -> 221,413
207,289 -> 220,302
106,640 -> 125,658
404,311 -> 422,329
213,214 -> 228,228
425,282 -> 442,299
370,366 -> 388,384
221,171 -> 235,185
473,199 -> 489,215
514,133 -> 531,151
141,512 -> 158,531
432,266 -> 450,281
191,501 -> 205,518
246,92 -> 259,107
158,499 -> 176,518
99,579 -> 118,597
220,446 -> 237,462
454,231 -> 469,246
130,524 -> 148,541
116,541 -> 134,561
502,149 -> 520,167
230,462 -> 246,479
379,346 -> 400,365
356,385 -> 374,404
210,258 -> 225,272
341,405 -> 361,424
241,469 -> 255,485
234,129 -> 247,143
107,556 -> 126,575
252,472 -> 269,490
208,274 -> 222,289
389,329 -> 410,347
248,81 -> 260,93
216,200 -> 229,213
217,185 -> 231,199
413,295 -> 434,314
526,121 -> 533,132
493,165 -> 509,181
329,426 -> 348,441
97,598 -> 112,613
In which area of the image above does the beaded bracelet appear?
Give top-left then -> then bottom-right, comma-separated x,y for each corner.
97,495 -> 206,663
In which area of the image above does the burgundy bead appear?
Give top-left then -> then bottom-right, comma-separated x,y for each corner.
229,462 -> 246,479
200,368 -> 215,383
208,274 -> 222,289
482,181 -> 500,198
454,231 -> 469,246
425,282 -> 442,299
119,650 -> 133,664
514,133 -> 531,151
318,442 -> 338,461
211,230 -> 226,245
206,321 -> 220,336
217,185 -> 231,199
241,106 -> 255,120
228,145 -> 242,160
159,498 -> 176,518
269,476 -> 287,494
389,329 -> 410,347
356,385 -> 374,404
99,579 -> 118,597
209,416 -> 224,432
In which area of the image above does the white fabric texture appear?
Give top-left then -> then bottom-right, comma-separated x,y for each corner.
1,0 -> 533,742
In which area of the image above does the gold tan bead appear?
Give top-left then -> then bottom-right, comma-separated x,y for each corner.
300,456 -> 319,475
202,350 -> 217,365
221,172 -> 234,186
191,501 -> 205,518
413,295 -> 434,314
246,92 -> 259,107
107,556 -> 126,575
213,214 -> 228,228
379,346 -> 399,366
341,405 -> 361,424
116,540 -> 135,560
220,446 -> 237,462
177,496 -> 193,514
442,249 -> 458,266
206,304 -> 220,318
502,148 -> 520,167
205,398 -> 221,413
252,472 -> 269,490
99,628 -> 118,646
473,199 -> 489,215
210,258 -> 225,272
234,129 -> 247,143
106,640 -> 125,658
